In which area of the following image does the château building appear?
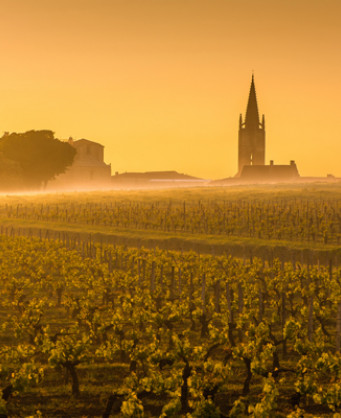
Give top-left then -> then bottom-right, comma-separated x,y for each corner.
48,138 -> 111,189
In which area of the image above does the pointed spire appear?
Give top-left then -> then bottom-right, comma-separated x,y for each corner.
245,74 -> 260,129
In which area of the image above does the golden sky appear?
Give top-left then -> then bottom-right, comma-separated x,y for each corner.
1,0 -> 341,179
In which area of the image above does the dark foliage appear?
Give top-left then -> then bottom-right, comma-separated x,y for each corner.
0,130 -> 75,189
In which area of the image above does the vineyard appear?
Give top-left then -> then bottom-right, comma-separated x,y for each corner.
1,186 -> 341,246
0,185 -> 341,417
0,234 -> 340,416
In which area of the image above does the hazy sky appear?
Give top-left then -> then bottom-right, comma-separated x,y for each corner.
1,0 -> 341,179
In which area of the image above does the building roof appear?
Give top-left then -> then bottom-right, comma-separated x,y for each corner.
244,74 -> 260,129
112,171 -> 203,182
240,162 -> 300,181
72,138 -> 104,148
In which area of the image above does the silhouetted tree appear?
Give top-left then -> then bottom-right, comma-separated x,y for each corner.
0,130 -> 76,189
0,151 -> 23,190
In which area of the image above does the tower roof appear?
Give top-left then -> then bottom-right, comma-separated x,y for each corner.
245,74 -> 260,129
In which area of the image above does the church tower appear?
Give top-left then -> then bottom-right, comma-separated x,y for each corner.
237,75 -> 265,175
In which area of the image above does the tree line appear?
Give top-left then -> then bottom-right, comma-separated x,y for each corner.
0,130 -> 75,190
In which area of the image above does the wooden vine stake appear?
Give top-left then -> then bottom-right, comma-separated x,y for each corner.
201,273 -> 206,314
150,261 -> 155,294
258,286 -> 264,323
178,268 -> 182,301
308,295 -> 314,342
160,264 -> 164,294
214,279 -> 221,313
238,281 -> 244,314
170,266 -> 175,300
138,259 -> 141,289
281,291 -> 287,356
336,301 -> 341,352
189,273 -> 194,303
226,281 -> 233,323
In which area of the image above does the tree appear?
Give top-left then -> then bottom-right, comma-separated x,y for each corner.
0,151 -> 23,190
0,130 -> 76,189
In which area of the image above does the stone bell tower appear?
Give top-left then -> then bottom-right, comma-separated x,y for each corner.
237,75 -> 265,176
